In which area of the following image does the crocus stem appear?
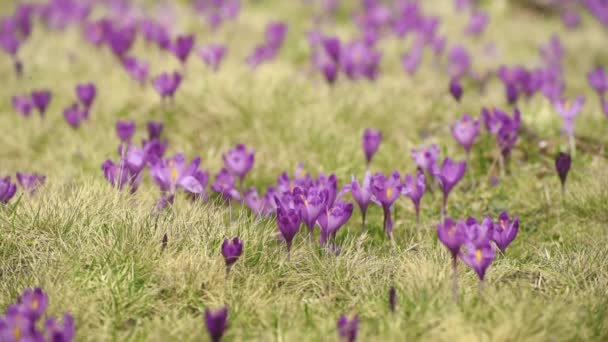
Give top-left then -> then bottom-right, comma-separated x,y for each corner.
466,150 -> 474,185
569,134 -> 576,158
229,200 -> 233,225
561,183 -> 566,196
478,279 -> 484,297
441,195 -> 447,222
452,256 -> 458,303
239,177 -> 244,192
361,211 -> 367,232
415,206 -> 420,229
286,247 -> 291,262
498,152 -> 505,178
225,266 -> 231,279
383,207 -> 393,241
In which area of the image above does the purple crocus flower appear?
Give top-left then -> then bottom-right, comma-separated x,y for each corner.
350,171 -> 372,230
76,83 -> 96,108
221,237 -> 243,273
555,152 -> 571,193
171,34 -> 194,64
116,120 -> 135,143
122,56 -> 149,85
19,288 -> 48,320
491,212 -> 519,253
465,10 -> 489,37
211,168 -> 241,202
152,72 -> 182,100
459,242 -> 495,281
276,200 -> 302,260
101,159 -> 143,193
107,25 -> 136,57
462,217 -> 493,247
0,176 -> 17,204
362,128 -> 382,166
310,35 -> 341,84
449,78 -> 463,102
294,186 -> 328,237
451,114 -> 481,155
150,154 -> 205,197
63,103 -> 88,128
341,41 -> 382,81
244,187 -> 273,217
371,171 -> 403,241
587,66 -> 607,96
482,107 -> 521,160
401,45 -> 422,76
337,314 -> 359,342
316,173 -> 338,207
562,9 -> 581,29
437,217 -> 465,259
433,158 -> 466,218
31,90 -> 51,116
554,96 -> 585,137
402,170 -> 425,224
198,44 -> 227,72
147,121 -> 164,140
12,95 -> 32,117
223,144 -> 255,184
45,313 -> 75,342
411,144 -> 440,174
246,21 -> 287,68
0,305 -> 35,341
448,45 -> 471,80
276,165 -> 314,194
205,307 -> 228,342
317,201 -> 354,246
16,172 -> 45,195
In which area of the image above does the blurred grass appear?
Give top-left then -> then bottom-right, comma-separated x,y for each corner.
1,0 -> 608,341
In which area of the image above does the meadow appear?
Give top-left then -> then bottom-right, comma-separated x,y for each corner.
1,0 -> 608,341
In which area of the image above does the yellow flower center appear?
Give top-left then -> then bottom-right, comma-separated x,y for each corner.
475,249 -> 482,262
448,226 -> 456,236
171,167 -> 178,180
564,101 -> 570,110
304,200 -> 309,208
14,327 -> 20,339
32,299 -> 38,310
500,220 -> 506,230
386,187 -> 392,199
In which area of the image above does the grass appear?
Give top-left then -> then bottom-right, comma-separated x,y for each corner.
1,0 -> 608,341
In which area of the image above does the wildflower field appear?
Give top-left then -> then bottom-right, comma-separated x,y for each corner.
1,0 -> 608,341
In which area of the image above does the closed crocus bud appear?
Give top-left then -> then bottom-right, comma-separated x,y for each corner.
451,114 -> 480,155
337,315 -> 359,342
555,152 -> 571,193
449,78 -> 463,102
76,83 -> 96,108
221,237 -> 243,271
198,44 -> 227,72
12,95 -> 33,117
147,121 -> 163,140
362,128 -> 382,166
276,201 -> 301,260
31,89 -> 51,116
433,158 -> 466,218
223,144 -> 255,182
205,307 -> 228,342
116,120 -> 135,143
171,34 -> 195,64
402,170 -> 425,224
491,212 -> 519,253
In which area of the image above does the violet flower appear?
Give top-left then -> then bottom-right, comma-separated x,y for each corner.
401,45 -> 422,76
171,34 -> 195,64
244,187 -> 273,217
350,171 -> 372,230
101,159 -> 143,194
198,44 -> 227,72
587,66 -> 607,96
554,96 -> 584,156
63,103 -> 88,128
45,313 -> 75,342
19,288 -> 49,320
116,120 -> 135,143
460,242 -> 495,283
341,40 -> 382,81
491,212 -> 519,253
402,170 -> 425,224
16,172 -> 45,195
555,152 -> 571,194
316,173 -> 338,207
337,314 -> 359,342
31,90 -> 51,116
246,21 -> 287,68
150,154 -> 206,198
362,128 -> 382,167
310,35 -> 341,84
223,144 -> 254,186
211,168 -> 241,202
371,172 -> 403,241
221,237 -> 243,274
433,158 -> 466,219
153,71 -> 182,100
276,200 -> 302,260
76,83 -> 96,108
411,145 -> 440,174
317,201 -> 354,247
122,56 -> 149,85
447,46 -> 471,80
12,95 -> 32,117
0,176 -> 17,204
294,186 -> 328,237
449,78 -> 463,102
205,307 -> 228,342
147,121 -> 164,140
465,10 -> 489,37
437,217 -> 464,301
482,107 -> 521,169
451,114 -> 481,156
